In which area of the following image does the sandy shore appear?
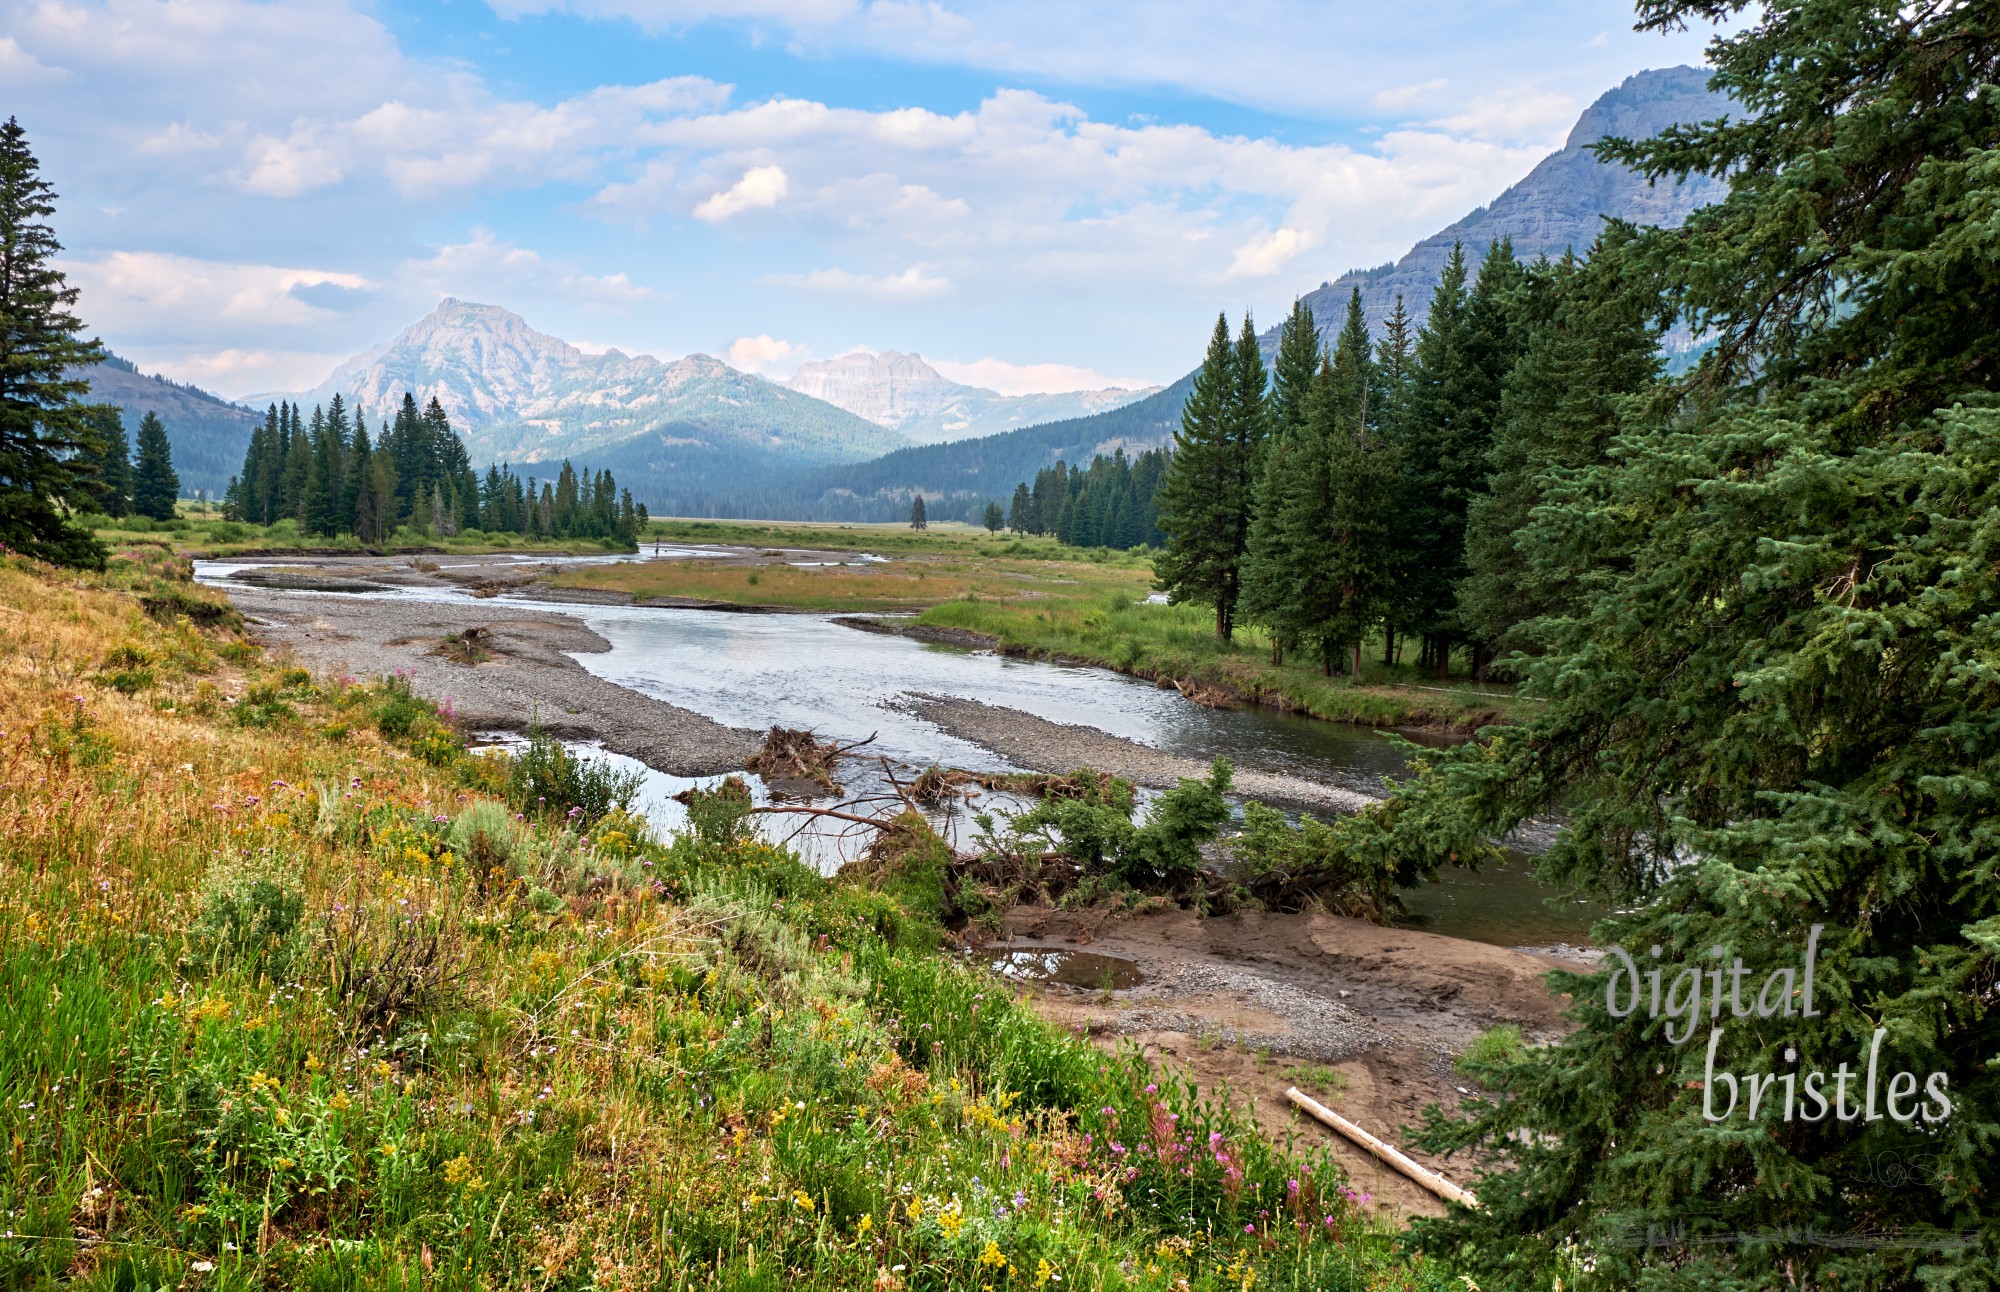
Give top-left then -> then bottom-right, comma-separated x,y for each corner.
228,586 -> 762,776
990,906 -> 1577,1219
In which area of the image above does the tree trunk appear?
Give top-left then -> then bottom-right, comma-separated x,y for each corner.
1381,626 -> 1396,668
1352,641 -> 1363,680
1435,639 -> 1450,681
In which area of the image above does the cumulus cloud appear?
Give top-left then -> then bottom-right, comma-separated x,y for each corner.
403,229 -> 656,306
761,264 -> 952,301
64,251 -> 373,332
1226,227 -> 1316,279
929,356 -> 1149,396
693,165 -> 790,221
1374,78 -> 1447,111
726,334 -> 807,373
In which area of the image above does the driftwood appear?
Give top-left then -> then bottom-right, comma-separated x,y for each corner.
1285,1087 -> 1479,1209
744,727 -> 876,794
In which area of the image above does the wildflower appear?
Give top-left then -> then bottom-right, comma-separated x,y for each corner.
275,1157 -> 295,1170
327,1092 -> 351,1111
855,1212 -> 873,1238
793,1190 -> 815,1212
978,1241 -> 1007,1270
906,1197 -> 923,1222
305,1053 -> 323,1073
273,1108 -> 290,1126
378,1140 -> 399,1158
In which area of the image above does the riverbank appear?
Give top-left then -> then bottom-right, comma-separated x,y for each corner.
229,585 -> 762,775
987,905 -> 1578,1220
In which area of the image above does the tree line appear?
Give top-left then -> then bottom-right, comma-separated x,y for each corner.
1001,449 -> 1167,549
1155,228 -> 1652,679
222,394 -> 647,545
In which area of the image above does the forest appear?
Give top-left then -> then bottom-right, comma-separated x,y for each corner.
223,394 -> 646,545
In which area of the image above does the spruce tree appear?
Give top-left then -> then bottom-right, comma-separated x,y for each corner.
909,494 -> 927,530
1377,4 -> 2000,1286
982,501 -> 1004,532
76,405 -> 131,517
1007,483 -> 1033,533
129,411 -> 179,521
1240,298 -> 1320,663
0,118 -> 107,567
1155,313 -> 1266,639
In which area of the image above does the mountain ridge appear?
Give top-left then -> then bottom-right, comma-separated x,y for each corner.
783,349 -> 1157,444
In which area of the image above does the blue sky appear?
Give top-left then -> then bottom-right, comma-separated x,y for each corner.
5,0 -> 1717,398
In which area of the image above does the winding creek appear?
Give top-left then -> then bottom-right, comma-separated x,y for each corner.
195,555 -> 1606,948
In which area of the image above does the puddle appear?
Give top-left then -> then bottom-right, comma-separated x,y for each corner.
988,948 -> 1146,990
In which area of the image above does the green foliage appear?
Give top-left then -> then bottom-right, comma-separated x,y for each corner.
0,118 -> 107,569
503,726 -> 642,825
182,858 -> 307,983
130,410 -> 180,521
1454,1023 -> 1526,1075
1154,313 -> 1267,638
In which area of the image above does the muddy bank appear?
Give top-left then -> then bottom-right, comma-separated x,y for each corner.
989,906 -> 1577,1219
227,587 -> 762,777
901,693 -> 1379,815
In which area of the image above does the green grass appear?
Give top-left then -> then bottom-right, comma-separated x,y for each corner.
641,516 -> 1153,565
915,595 -> 1527,733
1455,1025 -> 1529,1076
0,552 -> 1481,1290
88,507 -> 617,558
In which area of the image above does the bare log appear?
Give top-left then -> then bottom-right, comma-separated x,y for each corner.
1285,1087 -> 1479,1209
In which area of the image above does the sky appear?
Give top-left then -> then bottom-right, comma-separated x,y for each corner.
6,0 -> 1719,400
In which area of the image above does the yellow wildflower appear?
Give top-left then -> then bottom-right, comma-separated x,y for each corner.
856,1212 -> 873,1238
305,1053 -> 323,1072
273,1108 -> 290,1127
1036,1259 -> 1055,1285
328,1092 -> 352,1111
978,1242 -> 1007,1270
793,1190 -> 816,1212
906,1197 -> 923,1222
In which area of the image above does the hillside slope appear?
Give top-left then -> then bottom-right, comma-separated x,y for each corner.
785,349 -> 1157,444
77,356 -> 260,497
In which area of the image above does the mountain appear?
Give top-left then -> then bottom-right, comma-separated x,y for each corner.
78,355 -> 260,497
258,299 -> 909,471
1290,65 -> 1729,346
783,349 -> 1157,445
766,65 -> 1732,524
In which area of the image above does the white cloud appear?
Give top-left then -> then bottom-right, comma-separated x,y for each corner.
762,264 -> 952,301
0,35 -> 65,80
64,251 -> 372,332
930,356 -> 1148,396
1431,86 -> 1579,144
692,165 -> 790,221
143,347 -> 349,397
403,229 -> 656,306
1226,227 -> 1315,279
1374,78 -> 1447,110
488,0 -> 864,30
727,334 -> 808,373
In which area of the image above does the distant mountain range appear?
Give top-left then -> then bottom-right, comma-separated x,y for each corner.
783,349 -> 1156,445
1287,65 -> 1729,348
76,65 -> 1728,519
827,65 -> 1733,525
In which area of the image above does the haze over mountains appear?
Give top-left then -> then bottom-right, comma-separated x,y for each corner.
784,351 -> 1156,445
85,65 -> 1728,520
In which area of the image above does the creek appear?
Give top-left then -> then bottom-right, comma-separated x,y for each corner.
196,556 -> 1606,948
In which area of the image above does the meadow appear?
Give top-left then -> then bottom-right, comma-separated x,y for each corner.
0,547 -> 1471,1290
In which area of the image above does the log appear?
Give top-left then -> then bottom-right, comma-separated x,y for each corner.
1285,1087 -> 1479,1209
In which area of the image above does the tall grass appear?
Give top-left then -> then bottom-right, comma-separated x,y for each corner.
0,550 -> 1479,1290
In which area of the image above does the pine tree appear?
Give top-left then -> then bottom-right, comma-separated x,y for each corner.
1155,313 -> 1266,639
1007,482 -> 1033,533
76,405 -> 131,517
1384,5 -> 2000,1285
281,406 -> 312,525
909,495 -> 927,530
129,411 -> 179,521
1240,297 -> 1320,663
1279,293 -> 1394,676
0,118 -> 107,567
1459,239 -> 1661,661
982,501 -> 1004,532
1372,294 -> 1417,666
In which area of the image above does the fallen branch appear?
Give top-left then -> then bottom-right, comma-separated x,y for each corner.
1285,1087 -> 1479,1209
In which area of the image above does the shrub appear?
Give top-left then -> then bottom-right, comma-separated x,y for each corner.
504,728 -> 641,826
182,857 -> 307,982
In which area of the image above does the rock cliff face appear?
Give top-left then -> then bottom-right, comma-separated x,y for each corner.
1289,65 -> 1730,346
785,350 -> 1156,445
258,299 -> 907,468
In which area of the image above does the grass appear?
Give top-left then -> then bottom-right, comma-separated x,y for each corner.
88,507 -> 619,558
639,517 -> 1141,562
1455,1026 -> 1529,1077
551,552 -> 1151,615
913,596 -> 1528,734
0,549 -> 1482,1289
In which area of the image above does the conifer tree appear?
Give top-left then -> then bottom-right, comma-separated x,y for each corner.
1372,294 -> 1417,665
1240,298 -> 1320,663
281,406 -> 312,525
129,411 -> 179,521
1007,482 -> 1033,533
1155,313 -> 1266,639
76,405 -> 131,517
908,494 -> 927,530
0,118 -> 107,567
1380,4 -> 2000,1285
982,501 -> 1004,532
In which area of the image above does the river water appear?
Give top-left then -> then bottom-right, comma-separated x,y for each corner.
196,557 -> 1605,947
